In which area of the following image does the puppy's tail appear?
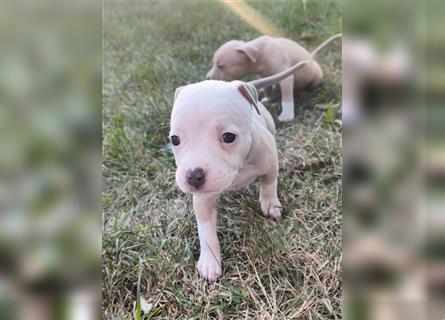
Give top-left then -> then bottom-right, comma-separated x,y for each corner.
249,60 -> 308,90
310,33 -> 342,59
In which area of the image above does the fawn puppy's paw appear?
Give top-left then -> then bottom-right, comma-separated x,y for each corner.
278,101 -> 295,122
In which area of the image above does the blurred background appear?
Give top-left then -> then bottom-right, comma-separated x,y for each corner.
0,0 -> 443,319
0,1 -> 101,319
343,0 -> 445,319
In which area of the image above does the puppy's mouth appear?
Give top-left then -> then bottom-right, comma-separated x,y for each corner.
183,184 -> 227,195
176,166 -> 238,195
178,178 -> 234,195
189,188 -> 217,195
207,73 -> 233,82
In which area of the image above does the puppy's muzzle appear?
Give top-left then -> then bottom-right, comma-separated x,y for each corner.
186,167 -> 206,189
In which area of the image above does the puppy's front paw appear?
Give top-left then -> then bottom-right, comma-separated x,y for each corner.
278,110 -> 295,122
197,254 -> 221,282
260,198 -> 282,219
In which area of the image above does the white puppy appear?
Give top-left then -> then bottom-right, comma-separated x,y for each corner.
169,62 -> 307,281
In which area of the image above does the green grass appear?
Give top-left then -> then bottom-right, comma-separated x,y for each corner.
103,1 -> 342,319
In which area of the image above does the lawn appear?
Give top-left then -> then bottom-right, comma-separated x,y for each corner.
103,1 -> 342,319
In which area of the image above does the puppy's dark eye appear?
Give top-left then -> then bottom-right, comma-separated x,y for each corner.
217,64 -> 224,70
170,135 -> 180,146
222,132 -> 236,143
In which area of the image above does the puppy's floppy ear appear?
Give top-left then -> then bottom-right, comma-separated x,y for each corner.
231,81 -> 260,115
174,86 -> 185,102
237,43 -> 259,63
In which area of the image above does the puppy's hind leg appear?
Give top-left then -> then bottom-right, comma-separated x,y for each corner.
259,167 -> 282,219
278,76 -> 295,122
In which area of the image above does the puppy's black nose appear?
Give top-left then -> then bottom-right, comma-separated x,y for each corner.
186,167 -> 206,189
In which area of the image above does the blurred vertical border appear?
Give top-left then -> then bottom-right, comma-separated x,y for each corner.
0,0 -> 101,319
343,0 -> 445,319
